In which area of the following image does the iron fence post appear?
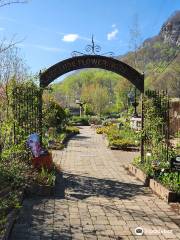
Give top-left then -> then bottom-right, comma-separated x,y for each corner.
39,71 -> 43,144
141,74 -> 145,163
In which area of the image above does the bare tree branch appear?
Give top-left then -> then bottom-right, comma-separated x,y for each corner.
0,35 -> 26,54
0,0 -> 28,7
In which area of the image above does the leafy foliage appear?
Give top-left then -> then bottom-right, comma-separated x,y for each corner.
43,99 -> 67,132
36,167 -> 56,186
133,92 -> 179,193
158,171 -> 180,193
70,116 -> 90,126
96,119 -> 140,149
52,69 -> 133,115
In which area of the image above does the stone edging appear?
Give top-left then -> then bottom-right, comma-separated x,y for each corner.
25,183 -> 55,197
149,178 -> 177,203
1,190 -> 24,240
128,164 -> 179,203
128,164 -> 150,186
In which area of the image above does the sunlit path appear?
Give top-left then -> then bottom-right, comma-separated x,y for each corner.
10,126 -> 180,240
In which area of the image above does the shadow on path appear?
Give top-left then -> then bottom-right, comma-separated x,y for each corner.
63,172 -> 146,200
71,135 -> 91,140
10,171 -> 179,240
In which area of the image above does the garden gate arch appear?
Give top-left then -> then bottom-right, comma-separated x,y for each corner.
39,54 -> 145,158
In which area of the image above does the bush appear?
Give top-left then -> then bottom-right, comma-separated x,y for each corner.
36,167 -> 56,186
158,171 -> 180,193
96,123 -> 140,149
89,116 -> 102,125
107,126 -> 140,143
44,100 -> 67,132
44,126 -> 80,150
102,118 -> 119,126
109,138 -> 138,149
96,127 -> 104,134
65,126 -> 80,134
71,116 -> 89,126
96,126 -> 111,134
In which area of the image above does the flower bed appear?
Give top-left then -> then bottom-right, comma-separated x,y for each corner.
0,143 -> 58,237
132,156 -> 180,202
129,162 -> 179,202
46,126 -> 80,150
96,124 -> 140,150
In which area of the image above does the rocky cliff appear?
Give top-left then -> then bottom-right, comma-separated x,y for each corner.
160,11 -> 180,46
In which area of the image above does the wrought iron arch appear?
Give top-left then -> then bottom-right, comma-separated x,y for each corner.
39,54 -> 145,160
40,55 -> 144,92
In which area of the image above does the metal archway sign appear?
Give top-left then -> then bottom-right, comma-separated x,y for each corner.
39,54 -> 145,160
40,55 -> 144,92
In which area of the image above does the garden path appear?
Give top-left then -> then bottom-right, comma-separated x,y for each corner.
10,126 -> 180,240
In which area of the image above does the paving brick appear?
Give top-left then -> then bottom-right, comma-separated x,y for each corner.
9,127 -> 180,240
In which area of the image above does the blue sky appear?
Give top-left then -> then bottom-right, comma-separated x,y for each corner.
0,0 -> 179,75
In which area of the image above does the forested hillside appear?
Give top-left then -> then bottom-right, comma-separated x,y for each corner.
121,10 -> 180,97
51,11 -> 180,115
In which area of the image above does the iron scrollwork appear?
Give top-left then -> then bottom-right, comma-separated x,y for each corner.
71,35 -> 114,57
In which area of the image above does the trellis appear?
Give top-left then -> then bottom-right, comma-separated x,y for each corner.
143,90 -> 170,163
11,82 -> 41,144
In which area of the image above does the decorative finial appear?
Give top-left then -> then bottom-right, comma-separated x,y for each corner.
71,35 -> 114,57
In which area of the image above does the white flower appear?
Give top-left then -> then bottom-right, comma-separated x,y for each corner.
161,168 -> 165,172
146,152 -> 151,157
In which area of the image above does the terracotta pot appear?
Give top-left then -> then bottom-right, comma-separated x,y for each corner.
32,152 -> 53,170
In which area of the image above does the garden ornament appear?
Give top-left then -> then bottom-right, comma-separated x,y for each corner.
27,133 -> 42,157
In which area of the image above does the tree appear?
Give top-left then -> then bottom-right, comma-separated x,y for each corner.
0,0 -> 27,8
128,14 -> 143,71
0,0 -> 28,53
43,100 -> 67,132
91,84 -> 109,116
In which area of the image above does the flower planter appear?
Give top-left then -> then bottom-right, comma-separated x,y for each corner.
110,145 -> 139,151
149,179 -> 178,203
128,165 -> 179,203
32,153 -> 53,170
128,164 -> 150,186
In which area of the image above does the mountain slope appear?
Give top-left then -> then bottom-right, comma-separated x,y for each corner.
120,11 -> 180,96
51,11 -> 180,111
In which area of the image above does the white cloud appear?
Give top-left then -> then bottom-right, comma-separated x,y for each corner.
112,24 -> 116,28
0,27 -> 5,31
107,28 -> 119,40
62,34 -> 79,42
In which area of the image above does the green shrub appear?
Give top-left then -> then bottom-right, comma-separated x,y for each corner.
158,171 -> 180,193
96,126 -> 111,134
36,167 -> 56,186
102,118 -> 119,126
89,116 -> 102,125
65,126 -> 80,134
43,100 -> 67,132
107,125 -> 140,147
109,138 -> 138,149
71,116 -> 89,126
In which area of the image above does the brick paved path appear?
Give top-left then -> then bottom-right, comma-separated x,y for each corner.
10,126 -> 180,240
